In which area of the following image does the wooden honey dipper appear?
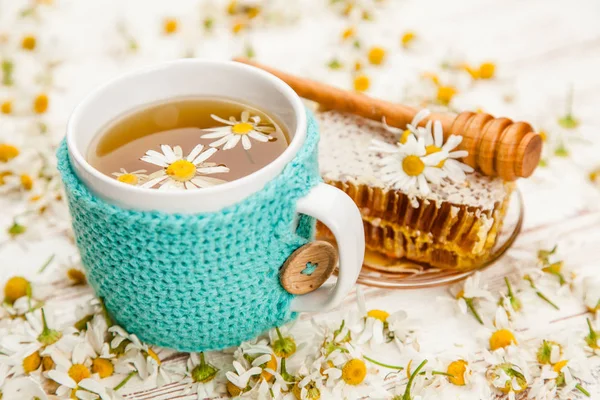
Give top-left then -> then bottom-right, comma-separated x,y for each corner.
234,57 -> 543,181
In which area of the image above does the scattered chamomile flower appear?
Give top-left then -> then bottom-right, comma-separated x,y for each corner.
201,110 -> 276,150
140,144 -> 229,190
557,86 -> 579,129
485,307 -> 518,351
483,347 -> 532,399
353,74 -> 370,92
162,18 -> 179,35
436,85 -> 457,106
225,360 -> 262,396
499,277 -> 522,316
46,340 -> 114,400
536,339 -> 563,365
400,31 -> 416,48
33,93 -> 49,114
182,352 -> 222,398
111,169 -> 147,186
581,277 -> 600,313
583,317 -> 600,356
461,62 -> 496,80
351,287 -> 415,348
523,274 -> 560,310
367,46 -> 386,65
21,34 -> 37,51
341,26 -> 356,41
270,326 -> 297,358
448,272 -> 495,325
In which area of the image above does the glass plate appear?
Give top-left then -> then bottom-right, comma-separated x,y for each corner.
329,188 -> 523,289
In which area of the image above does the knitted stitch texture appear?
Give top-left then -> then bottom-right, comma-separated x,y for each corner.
57,112 -> 320,352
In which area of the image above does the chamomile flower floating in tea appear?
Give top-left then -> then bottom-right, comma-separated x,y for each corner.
201,110 -> 276,150
140,144 -> 229,190
111,168 -> 148,186
370,134 -> 447,195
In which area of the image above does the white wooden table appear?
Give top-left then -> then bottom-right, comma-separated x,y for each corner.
2,0 -> 600,398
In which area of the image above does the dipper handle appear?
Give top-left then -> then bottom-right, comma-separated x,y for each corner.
234,58 -> 542,180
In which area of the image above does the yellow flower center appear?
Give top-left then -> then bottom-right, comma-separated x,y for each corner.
146,348 -> 161,365
232,122 -> 254,135
166,160 -> 196,182
422,72 -> 440,85
91,358 -> 114,378
117,173 -> 138,185
437,86 -> 457,105
401,31 -> 416,48
260,354 -> 277,382
542,262 -> 562,275
402,155 -> 425,176
1,101 -> 12,114
479,62 -> 496,79
68,364 -> 91,383
341,27 -> 355,40
4,276 -> 30,303
425,145 -> 446,168
489,329 -> 517,350
399,130 -> 411,144
227,381 -> 243,397
537,340 -> 562,364
23,351 -> 41,374
0,144 -> 19,162
21,35 -> 37,51
20,174 -> 33,191
33,94 -> 49,114
455,289 -> 465,299
67,268 -> 87,285
367,46 -> 386,66
447,360 -> 467,386
539,131 -> 547,142
367,309 -> 389,322
232,21 -> 246,34
163,18 -> 178,34
42,356 -> 55,372
353,75 -> 370,92
462,64 -> 480,80
341,359 -> 367,385
553,359 -> 568,373
0,171 -> 12,185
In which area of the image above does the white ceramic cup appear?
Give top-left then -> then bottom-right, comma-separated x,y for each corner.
66,59 -> 364,312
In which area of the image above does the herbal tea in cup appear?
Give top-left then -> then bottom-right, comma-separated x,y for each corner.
87,97 -> 289,190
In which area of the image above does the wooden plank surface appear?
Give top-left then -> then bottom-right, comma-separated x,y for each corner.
1,0 -> 600,398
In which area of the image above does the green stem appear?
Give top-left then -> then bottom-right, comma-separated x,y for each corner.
333,320 -> 345,341
576,383 -> 590,397
587,318 -> 597,341
430,371 -> 453,377
535,290 -> 559,310
40,308 -> 49,332
465,298 -> 483,325
199,352 -> 205,366
99,298 -> 114,327
504,277 -> 514,297
114,371 -> 136,391
403,359 -> 427,400
525,276 -> 559,310
38,254 -> 55,273
276,327 -> 284,341
363,355 -> 404,370
566,85 -> 574,116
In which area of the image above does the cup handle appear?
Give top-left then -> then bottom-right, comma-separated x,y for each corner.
289,182 -> 364,312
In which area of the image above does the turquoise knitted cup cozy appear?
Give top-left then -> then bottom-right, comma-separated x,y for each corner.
57,112 -> 320,352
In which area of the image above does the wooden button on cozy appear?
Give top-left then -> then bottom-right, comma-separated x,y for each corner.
280,241 -> 338,295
